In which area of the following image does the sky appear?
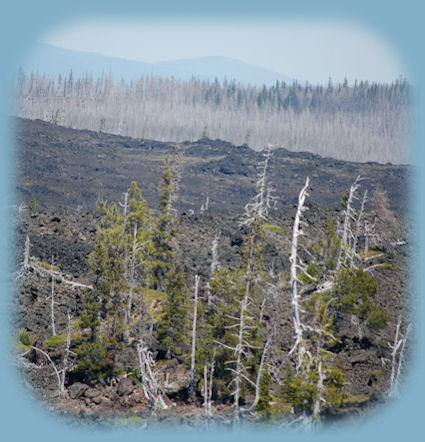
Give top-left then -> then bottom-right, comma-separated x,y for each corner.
40,18 -> 406,84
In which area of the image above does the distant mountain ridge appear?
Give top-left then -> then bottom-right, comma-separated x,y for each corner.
20,43 -> 293,86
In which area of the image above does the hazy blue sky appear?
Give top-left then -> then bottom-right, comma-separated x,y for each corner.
40,18 -> 406,84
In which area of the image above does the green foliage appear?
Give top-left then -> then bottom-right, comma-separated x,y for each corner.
335,268 -> 387,330
263,224 -> 286,236
78,290 -> 101,339
114,416 -> 144,428
197,268 -> 244,397
282,291 -> 349,419
299,263 -> 322,284
99,117 -> 106,133
197,220 -> 265,401
17,328 -> 33,351
375,263 -> 395,271
282,367 -> 317,413
152,159 -> 179,291
340,189 -> 349,209
73,340 -> 110,383
36,261 -> 60,272
88,181 -> 153,342
73,288 -> 111,383
29,194 -> 37,215
256,369 -> 273,421
282,357 -> 348,417
155,263 -> 190,360
44,334 -> 67,348
18,328 -> 32,346
141,288 -> 167,321
309,218 -> 340,272
305,292 -> 334,329
364,305 -> 388,330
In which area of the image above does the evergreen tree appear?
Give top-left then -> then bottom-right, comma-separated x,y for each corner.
73,289 -> 111,384
256,369 -> 272,421
282,292 -> 348,420
197,218 -> 266,406
152,158 -> 179,291
155,263 -> 190,360
75,182 -> 153,382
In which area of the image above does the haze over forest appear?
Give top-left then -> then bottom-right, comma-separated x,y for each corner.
14,43 -> 410,164
15,72 -> 409,165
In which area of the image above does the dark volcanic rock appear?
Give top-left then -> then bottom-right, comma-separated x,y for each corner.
68,382 -> 88,399
12,117 -> 411,424
15,117 -> 410,216
117,378 -> 135,397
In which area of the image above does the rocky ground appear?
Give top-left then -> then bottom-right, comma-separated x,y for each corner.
11,118 -> 412,428
13,204 -> 410,427
14,117 -> 409,216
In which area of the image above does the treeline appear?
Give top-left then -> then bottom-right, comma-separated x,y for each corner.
14,70 -> 409,164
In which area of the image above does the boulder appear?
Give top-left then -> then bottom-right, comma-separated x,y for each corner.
68,382 -> 88,399
117,378 -> 135,396
83,388 -> 101,399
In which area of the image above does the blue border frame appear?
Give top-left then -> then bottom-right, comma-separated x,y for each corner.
1,2 -> 423,441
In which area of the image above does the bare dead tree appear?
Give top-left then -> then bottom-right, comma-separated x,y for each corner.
16,234 -> 30,280
215,230 -> 259,422
312,361 -> 325,418
288,177 -> 310,371
125,223 -> 139,337
30,346 -> 62,392
241,145 -> 274,225
218,147 -> 276,421
210,231 -> 221,273
171,143 -> 183,211
29,314 -> 74,395
363,216 -> 377,258
219,294 -> 258,423
336,175 -> 361,271
206,231 -> 221,308
201,356 -> 215,425
23,234 -> 30,273
350,189 -> 367,267
389,316 -> 412,397
60,313 -> 72,392
252,336 -> 271,409
119,191 -> 129,234
188,274 -> 200,400
136,338 -> 168,412
200,196 -> 210,214
50,256 -> 56,336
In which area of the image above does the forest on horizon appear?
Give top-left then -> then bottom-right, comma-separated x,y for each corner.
14,70 -> 410,165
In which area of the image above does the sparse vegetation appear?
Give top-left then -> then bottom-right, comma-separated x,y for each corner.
14,121 -> 409,428
44,334 -> 67,348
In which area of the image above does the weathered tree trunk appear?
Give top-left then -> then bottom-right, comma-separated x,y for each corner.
389,316 -> 411,396
350,189 -> 367,267
337,175 -> 361,270
125,223 -> 138,334
202,358 -> 215,425
60,313 -> 72,392
253,337 -> 270,408
289,177 -> 310,370
136,339 -> 168,411
188,274 -> 200,400
50,256 -> 56,336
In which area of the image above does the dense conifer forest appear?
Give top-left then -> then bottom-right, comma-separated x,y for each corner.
14,71 -> 409,164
